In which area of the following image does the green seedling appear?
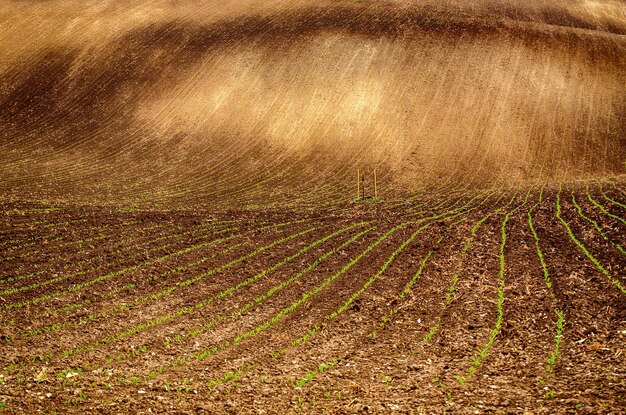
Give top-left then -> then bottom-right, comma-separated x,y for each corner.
544,390 -> 556,399
295,358 -> 340,389
556,186 -> 625,295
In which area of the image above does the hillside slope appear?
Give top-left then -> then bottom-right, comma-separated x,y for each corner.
1,0 -> 625,207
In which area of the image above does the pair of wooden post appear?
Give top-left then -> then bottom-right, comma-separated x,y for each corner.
356,168 -> 377,199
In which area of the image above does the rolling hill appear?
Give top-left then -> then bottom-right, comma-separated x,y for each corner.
1,0 -> 624,207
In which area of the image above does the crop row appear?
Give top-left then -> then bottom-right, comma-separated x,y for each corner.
0,218 -> 233,286
367,191 -> 511,342
3,220 -> 307,341
19,218 -> 406,394
158,193 -> 496,391
1,223 -> 244,310
107,224 -> 378,384
556,186 -> 625,296
2,223 -> 319,373
585,183 -> 626,227
0,208 -> 162,254
571,193 -> 626,257
595,181 -> 626,211
154,221 -> 413,389
0,219 -> 229,296
421,189 -> 521,344
259,189 -> 515,392
0,219 -> 112,263
527,195 -> 564,373
454,187 -> 533,385
160,226 -> 373,351
2,182 -> 624,410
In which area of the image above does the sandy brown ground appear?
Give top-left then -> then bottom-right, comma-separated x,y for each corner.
0,0 -> 625,207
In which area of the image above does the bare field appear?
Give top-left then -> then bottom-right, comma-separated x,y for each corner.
0,0 -> 625,413
1,0 -> 625,207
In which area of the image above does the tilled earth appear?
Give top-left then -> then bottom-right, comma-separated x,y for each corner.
0,183 -> 625,414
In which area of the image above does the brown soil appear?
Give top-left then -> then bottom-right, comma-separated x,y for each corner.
0,184 -> 625,414
1,1 -> 626,414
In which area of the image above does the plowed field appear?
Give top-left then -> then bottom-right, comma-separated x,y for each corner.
1,0 -> 625,414
1,184 -> 625,413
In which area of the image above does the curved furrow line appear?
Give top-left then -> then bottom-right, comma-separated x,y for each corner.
397,185 -> 470,210
185,196 -> 486,391
94,211 -> 425,390
13,67 -> 304,203
0,218 -> 106,261
0,204 -> 74,219
161,156 -> 336,211
173,147 -> 304,199
0,224 -> 245,311
0,217 -> 135,253
420,187 -> 524,345
121,141 -> 266,203
3,219 -> 303,319
602,192 -> 626,211
3,133 -> 152,196
274,222 -> 432,357
378,178 -> 467,210
169,154 -> 321,208
99,224 -> 374,385
595,180 -> 626,211
556,185 -> 626,295
0,220 -> 176,284
11,239 -> 245,340
1,224 -> 319,374
571,192 -> 626,258
405,188 -> 491,219
460,37 -> 526,189
2,214 -> 234,268
404,193 -> 467,218
453,187 -> 533,385
446,188 -> 508,225
0,208 -> 186,253
0,22 -> 189,176
166,63 -> 368,202
102,51 -> 294,200
156,226 -> 372,349
0,220 -> 238,298
584,183 -> 626,227
581,183 -> 626,247
335,190 -> 504,348
528,201 -> 565,373
608,179 -> 626,201
279,190 -> 517,394
282,218 -> 483,387
18,222 -> 360,341
164,222 -> 411,388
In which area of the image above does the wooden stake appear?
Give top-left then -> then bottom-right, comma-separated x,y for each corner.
374,168 -> 377,199
357,168 -> 360,199
361,173 -> 365,199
